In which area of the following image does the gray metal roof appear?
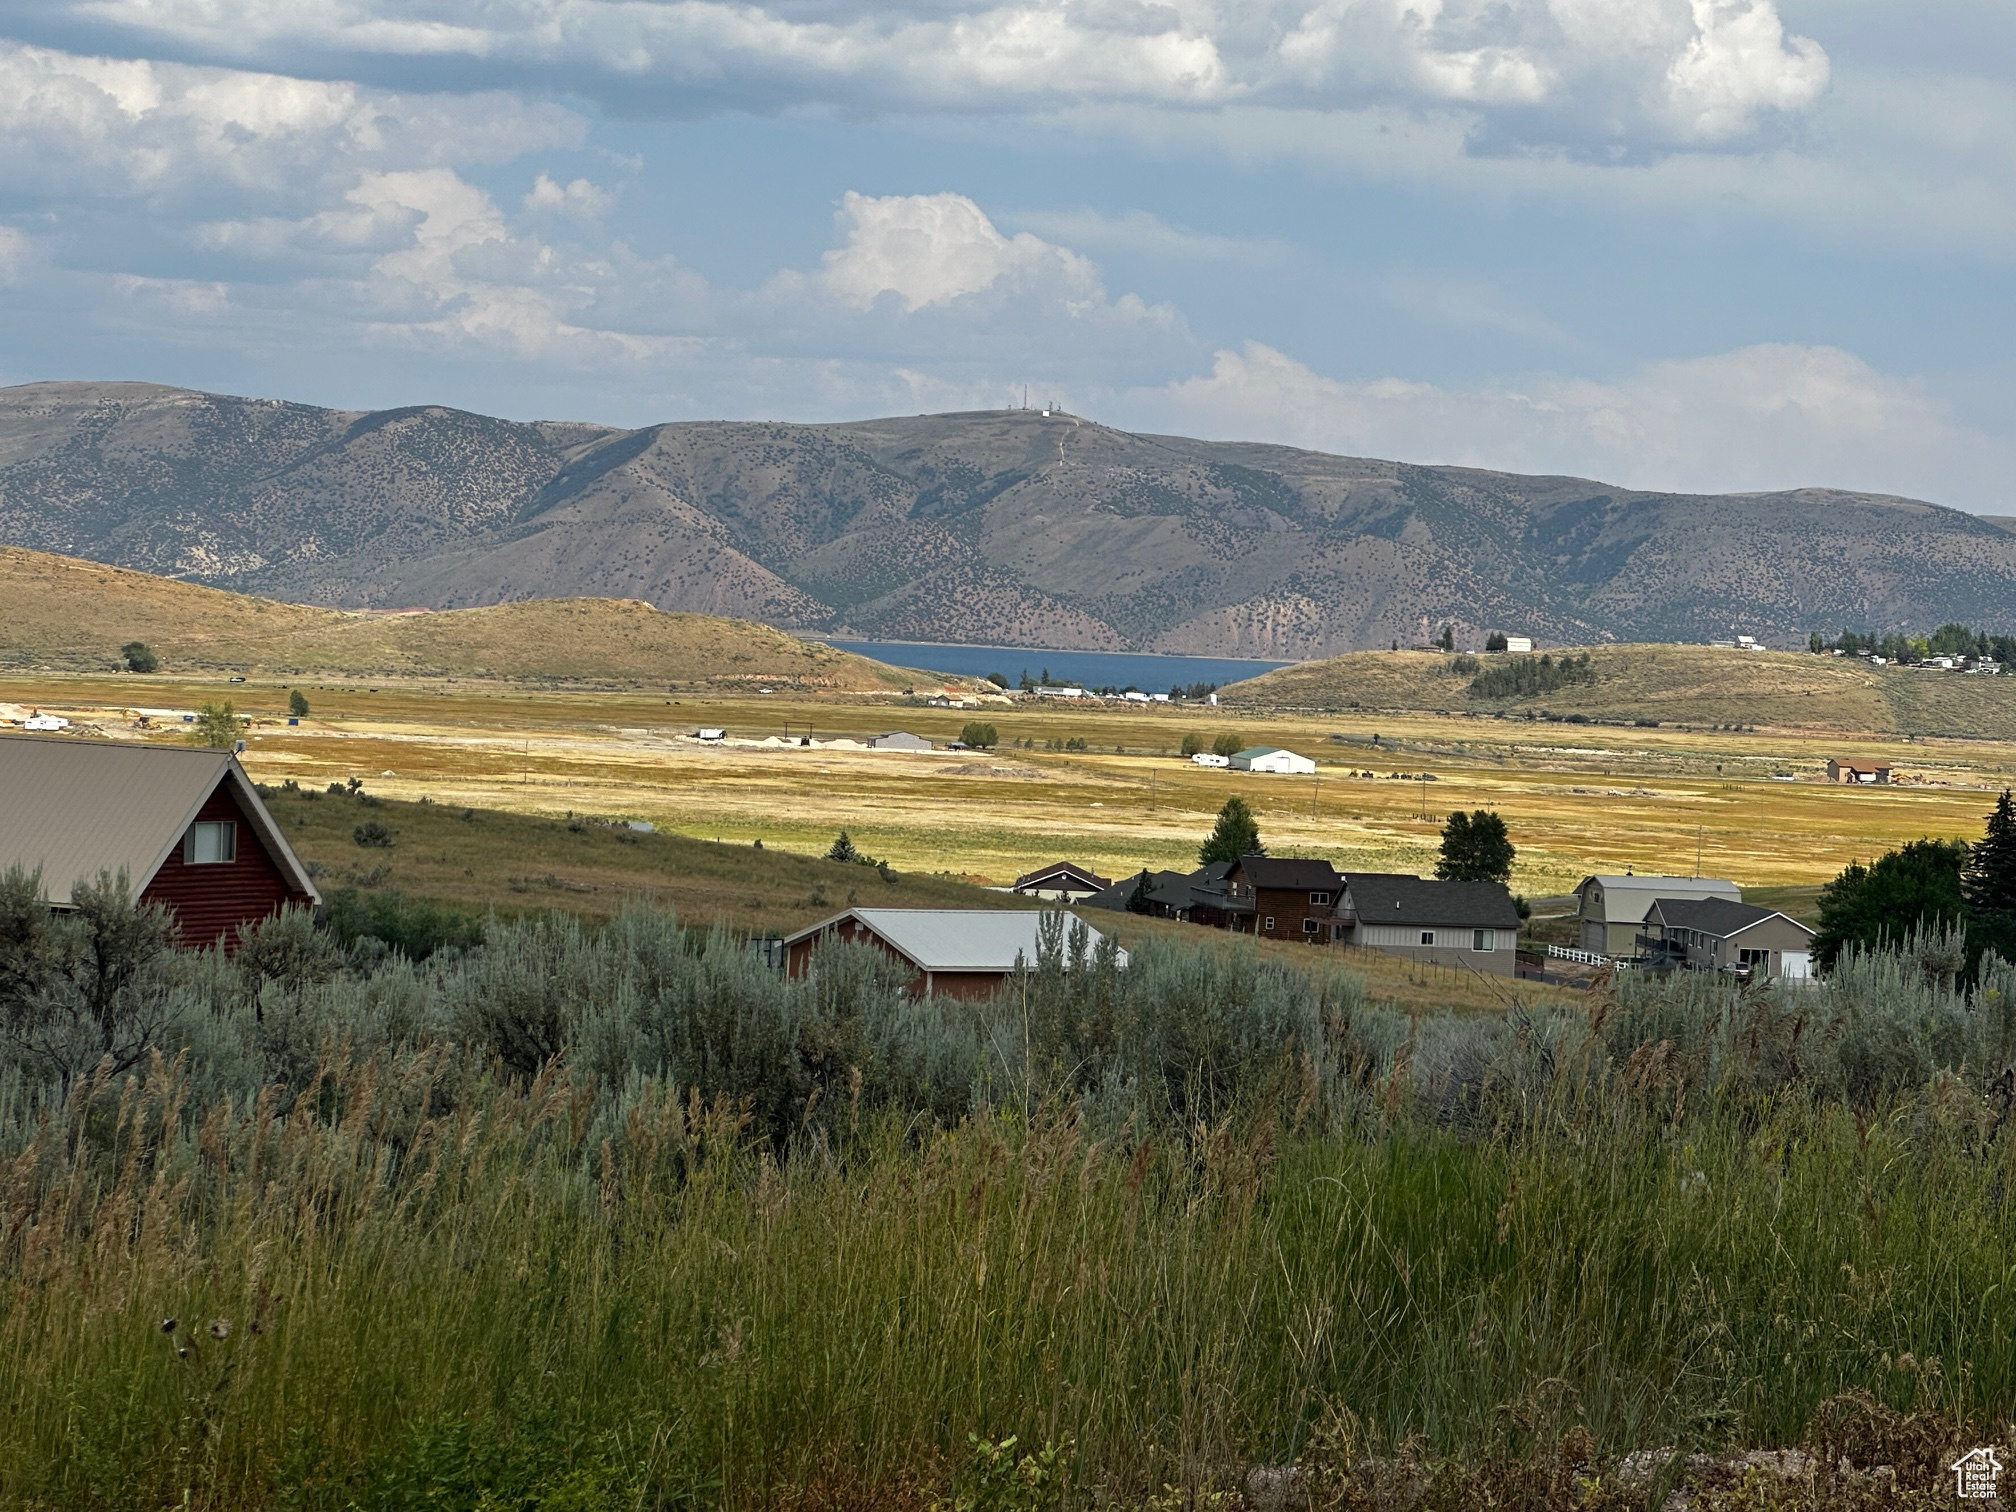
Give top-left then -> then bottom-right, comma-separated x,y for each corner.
0,734 -> 319,906
1575,874 -> 1740,922
784,908 -> 1128,972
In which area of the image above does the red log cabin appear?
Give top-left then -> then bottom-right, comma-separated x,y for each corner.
0,734 -> 319,952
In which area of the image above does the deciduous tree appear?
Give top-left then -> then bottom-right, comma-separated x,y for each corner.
1436,810 -> 1516,884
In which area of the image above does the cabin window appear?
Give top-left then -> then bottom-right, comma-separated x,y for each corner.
184,820 -> 236,865
1419,930 -> 1435,946
1473,929 -> 1496,952
1263,916 -> 1275,931
1310,891 -> 1330,905
1302,918 -> 1319,934
1738,947 -> 1770,968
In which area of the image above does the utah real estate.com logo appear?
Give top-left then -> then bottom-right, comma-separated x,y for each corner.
1952,1446 -> 2003,1500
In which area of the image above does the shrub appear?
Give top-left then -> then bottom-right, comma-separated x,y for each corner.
288,689 -> 310,717
120,640 -> 158,673
1179,732 -> 1205,758
1210,731 -> 1243,758
352,821 -> 395,849
959,721 -> 998,749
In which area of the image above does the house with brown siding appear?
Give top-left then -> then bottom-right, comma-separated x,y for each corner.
0,735 -> 319,952
1223,857 -> 1346,942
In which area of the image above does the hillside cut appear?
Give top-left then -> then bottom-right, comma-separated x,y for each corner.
5,381 -> 2014,658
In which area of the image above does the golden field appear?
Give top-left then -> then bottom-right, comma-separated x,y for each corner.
7,667 -> 2012,910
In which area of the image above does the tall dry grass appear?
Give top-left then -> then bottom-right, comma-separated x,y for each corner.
3,906 -> 2016,1508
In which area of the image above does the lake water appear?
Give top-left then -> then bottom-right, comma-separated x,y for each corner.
821,639 -> 1292,692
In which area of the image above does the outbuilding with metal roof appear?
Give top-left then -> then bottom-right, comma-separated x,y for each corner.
780,907 -> 1127,999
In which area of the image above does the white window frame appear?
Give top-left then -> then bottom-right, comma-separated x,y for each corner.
184,820 -> 237,865
1301,918 -> 1319,934
1263,915 -> 1276,931
1473,929 -> 1496,952
1419,930 -> 1435,946
1310,891 -> 1330,905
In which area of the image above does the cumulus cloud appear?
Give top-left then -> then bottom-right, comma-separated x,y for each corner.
0,36 -> 1186,389
523,173 -> 615,218
1128,340 -> 2016,509
33,0 -> 1829,152
0,39 -> 581,205
801,191 -> 1104,311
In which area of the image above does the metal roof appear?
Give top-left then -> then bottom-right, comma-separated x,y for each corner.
1646,897 -> 1812,940
783,908 -> 1128,973
1575,874 -> 1740,922
0,734 -> 319,907
1343,874 -> 1521,929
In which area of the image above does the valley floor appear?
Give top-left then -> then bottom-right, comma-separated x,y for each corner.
5,671 -> 2012,910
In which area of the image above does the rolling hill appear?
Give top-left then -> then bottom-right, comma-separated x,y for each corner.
1220,643 -> 2016,739
0,546 -> 927,689
5,381 -> 2016,658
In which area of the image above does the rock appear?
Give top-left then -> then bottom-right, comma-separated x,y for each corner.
1244,1464 -> 1304,1511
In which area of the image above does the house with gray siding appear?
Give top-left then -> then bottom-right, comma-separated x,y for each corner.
1336,873 -> 1522,975
1575,873 -> 1741,957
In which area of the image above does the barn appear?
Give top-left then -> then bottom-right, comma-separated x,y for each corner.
0,735 -> 319,952
1229,746 -> 1317,775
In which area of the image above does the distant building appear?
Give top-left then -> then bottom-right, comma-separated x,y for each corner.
1335,873 -> 1521,975
1033,686 -> 1087,699
21,714 -> 69,732
1011,861 -> 1112,902
1641,898 -> 1814,982
1574,873 -> 1741,957
0,735 -> 319,953
1229,746 -> 1316,775
1826,758 -> 1893,785
695,727 -> 726,741
1190,751 -> 1230,768
780,908 -> 1126,999
869,730 -> 934,751
1502,635 -> 1534,654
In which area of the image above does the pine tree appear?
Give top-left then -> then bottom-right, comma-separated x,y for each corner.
1126,870 -> 1155,914
1199,797 -> 1263,867
1965,790 -> 2016,916
827,832 -> 860,864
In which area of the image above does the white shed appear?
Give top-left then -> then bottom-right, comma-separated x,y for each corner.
1230,746 -> 1316,775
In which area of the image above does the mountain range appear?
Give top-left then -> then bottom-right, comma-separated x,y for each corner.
3,380 -> 2013,658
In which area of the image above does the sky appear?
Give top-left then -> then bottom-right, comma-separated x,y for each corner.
0,0 -> 2010,511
